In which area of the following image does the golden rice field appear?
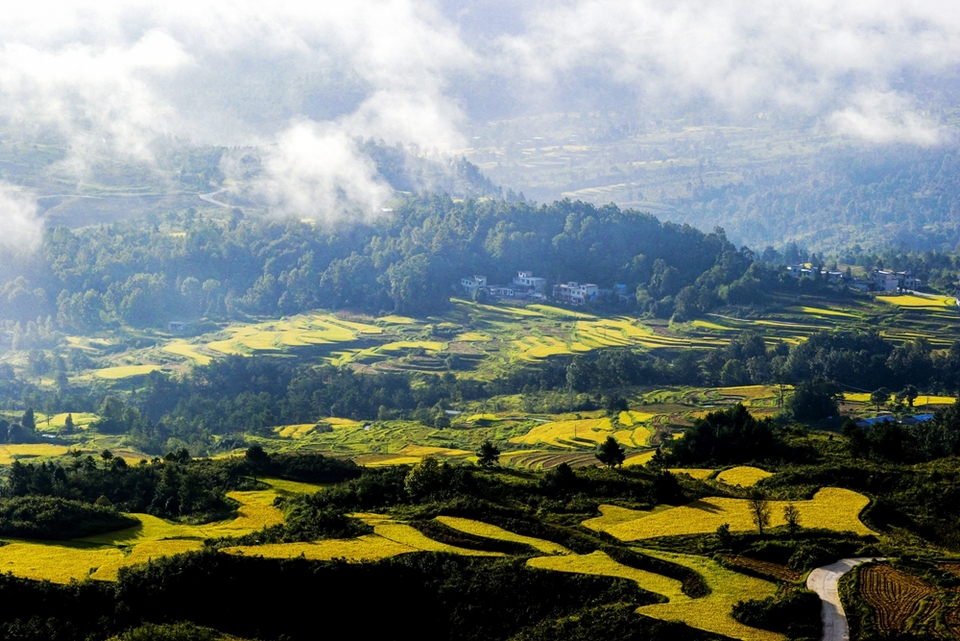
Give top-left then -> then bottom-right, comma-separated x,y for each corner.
435,516 -> 570,555
455,331 -> 491,342
584,487 -> 872,540
90,539 -> 205,581
376,314 -> 415,324
94,364 -> 161,379
623,450 -> 658,467
526,304 -> 597,319
715,467 -> 773,487
0,443 -> 75,464
619,410 -> 656,426
844,392 -> 955,406
206,313 -> 382,355
512,335 -> 573,360
262,478 -> 326,494
371,522 -> 501,556
877,294 -> 956,308
668,468 -> 715,480
785,305 -> 858,318
223,535 -> 415,562
377,340 -> 445,352
39,412 -> 99,431
394,444 -> 473,458
510,417 -> 643,449
527,551 -> 686,601
162,340 -> 212,365
636,550 -> 782,641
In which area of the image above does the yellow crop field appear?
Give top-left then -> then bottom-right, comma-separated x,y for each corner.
914,395 -> 956,405
377,340 -> 445,352
41,412 -> 98,431
619,411 -> 656,426
513,335 -> 574,360
262,478 -> 326,494
716,467 -> 773,487
527,304 -> 597,319
206,491 -> 284,534
844,392 -> 955,406
224,534 -> 415,562
435,516 -> 570,555
692,319 -> 737,331
877,294 -> 956,308
275,424 -> 317,439
207,313 -> 382,355
371,522 -> 502,557
0,541 -> 124,583
377,314 -> 415,324
637,550 -> 781,641
90,539 -> 204,581
455,332 -> 490,341
94,364 -> 161,379
162,340 -> 212,365
355,455 -> 423,467
528,551 -> 685,601
668,468 -> 715,480
786,305 -> 857,318
585,487 -> 872,540
614,426 -> 652,448
623,450 -> 657,467
510,418 -> 615,449
395,445 -> 473,458
0,444 -> 74,464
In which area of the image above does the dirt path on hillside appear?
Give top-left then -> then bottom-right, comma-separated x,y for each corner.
807,557 -> 884,641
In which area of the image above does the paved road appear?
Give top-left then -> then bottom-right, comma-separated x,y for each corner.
806,557 -> 884,641
199,187 -> 230,208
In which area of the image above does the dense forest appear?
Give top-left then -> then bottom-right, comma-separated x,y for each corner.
0,196 -> 774,331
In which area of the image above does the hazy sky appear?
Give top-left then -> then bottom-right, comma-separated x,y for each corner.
1,0 -> 958,236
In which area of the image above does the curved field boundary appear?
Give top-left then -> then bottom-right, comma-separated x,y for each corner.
807,557 -> 884,641
435,516 -> 570,555
585,487 -> 872,540
859,563 -> 934,634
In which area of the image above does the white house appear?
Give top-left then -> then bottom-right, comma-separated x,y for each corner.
512,271 -> 547,292
555,281 -> 599,305
460,275 -> 487,295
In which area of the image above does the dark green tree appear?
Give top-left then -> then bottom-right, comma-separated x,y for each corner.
476,440 -> 500,468
595,436 -> 625,468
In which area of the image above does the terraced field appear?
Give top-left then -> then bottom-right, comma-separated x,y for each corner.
636,550 -> 782,641
716,466 -> 773,487
859,564 -> 935,634
584,487 -> 872,540
0,490 -> 285,583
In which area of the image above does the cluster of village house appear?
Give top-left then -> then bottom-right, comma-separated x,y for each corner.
785,265 -> 921,293
462,267 -> 926,308
460,271 -> 631,306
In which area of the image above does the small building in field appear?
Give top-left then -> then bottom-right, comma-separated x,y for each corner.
554,281 -> 599,305
460,275 -> 487,296
512,271 -> 547,292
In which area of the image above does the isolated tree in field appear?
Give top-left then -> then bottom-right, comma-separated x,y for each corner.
747,489 -> 771,535
897,384 -> 919,408
245,445 -> 271,481
783,503 -> 801,535
871,387 -> 891,413
476,440 -> 500,467
596,436 -> 625,468
20,408 -> 35,431
63,413 -> 74,434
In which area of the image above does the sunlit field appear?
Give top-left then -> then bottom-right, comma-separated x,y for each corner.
435,516 -> 570,555
585,487 -> 872,539
715,466 -> 773,487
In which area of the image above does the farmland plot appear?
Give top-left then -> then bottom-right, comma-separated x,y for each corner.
859,564 -> 935,634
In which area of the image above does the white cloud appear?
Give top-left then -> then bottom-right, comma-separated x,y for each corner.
239,120 -> 393,221
828,90 -> 945,146
0,185 -> 42,247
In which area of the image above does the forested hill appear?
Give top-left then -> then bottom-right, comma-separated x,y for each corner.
0,196 -> 756,330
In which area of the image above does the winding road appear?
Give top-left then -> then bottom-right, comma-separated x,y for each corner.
199,187 -> 230,208
806,557 -> 884,641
